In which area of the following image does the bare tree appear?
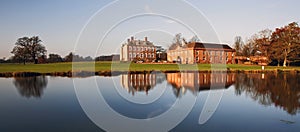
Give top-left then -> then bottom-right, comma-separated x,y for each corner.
169,33 -> 187,50
233,36 -> 244,56
189,35 -> 200,43
242,36 -> 257,57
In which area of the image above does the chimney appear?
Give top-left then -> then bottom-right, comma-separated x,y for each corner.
127,39 -> 130,43
145,37 -> 148,42
131,36 -> 134,41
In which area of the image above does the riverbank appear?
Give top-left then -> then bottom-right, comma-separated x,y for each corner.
0,61 -> 300,77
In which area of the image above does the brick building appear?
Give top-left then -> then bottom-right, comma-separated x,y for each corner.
167,42 -> 235,64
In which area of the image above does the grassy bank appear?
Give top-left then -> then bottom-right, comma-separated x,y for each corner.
1,61 -> 300,74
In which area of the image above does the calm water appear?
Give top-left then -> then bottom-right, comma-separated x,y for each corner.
0,72 -> 300,131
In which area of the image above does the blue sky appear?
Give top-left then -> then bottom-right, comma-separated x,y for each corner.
0,0 -> 299,58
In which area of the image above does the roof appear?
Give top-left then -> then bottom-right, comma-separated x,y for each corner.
184,42 -> 233,49
127,40 -> 154,46
169,42 -> 234,51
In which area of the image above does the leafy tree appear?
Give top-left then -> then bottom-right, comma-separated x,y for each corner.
11,37 -> 31,64
29,36 -> 46,64
255,29 -> 272,57
0,57 -> 5,63
64,52 -> 74,62
73,54 -> 84,62
64,52 -> 87,62
84,56 -> 93,61
270,22 -> 300,67
48,53 -> 63,63
11,36 -> 46,64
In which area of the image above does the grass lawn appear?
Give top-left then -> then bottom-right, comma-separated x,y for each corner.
0,61 -> 300,73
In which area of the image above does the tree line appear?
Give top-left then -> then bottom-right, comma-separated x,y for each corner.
234,22 -> 300,66
0,36 -> 119,64
168,33 -> 200,50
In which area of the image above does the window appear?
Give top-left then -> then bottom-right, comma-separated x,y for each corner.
129,53 -> 132,58
196,51 -> 199,55
141,53 -> 144,58
133,53 -> 136,58
144,47 -> 147,51
226,52 -> 228,61
129,46 -> 132,51
152,53 -> 154,58
133,47 -> 136,51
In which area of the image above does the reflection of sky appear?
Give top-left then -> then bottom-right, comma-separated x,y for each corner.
0,77 -> 103,132
97,76 -> 177,119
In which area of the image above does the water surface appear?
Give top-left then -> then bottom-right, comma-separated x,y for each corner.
0,72 -> 299,131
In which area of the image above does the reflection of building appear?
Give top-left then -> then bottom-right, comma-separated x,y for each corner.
120,36 -> 156,62
167,42 -> 235,64
120,72 -> 236,97
121,73 -> 158,95
167,72 -> 235,96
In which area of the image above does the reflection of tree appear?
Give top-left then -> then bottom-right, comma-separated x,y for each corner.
13,76 -> 48,98
234,73 -> 300,115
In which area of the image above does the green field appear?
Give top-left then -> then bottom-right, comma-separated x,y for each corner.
1,61 -> 300,74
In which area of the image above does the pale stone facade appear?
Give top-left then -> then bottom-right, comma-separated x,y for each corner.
120,37 -> 156,62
